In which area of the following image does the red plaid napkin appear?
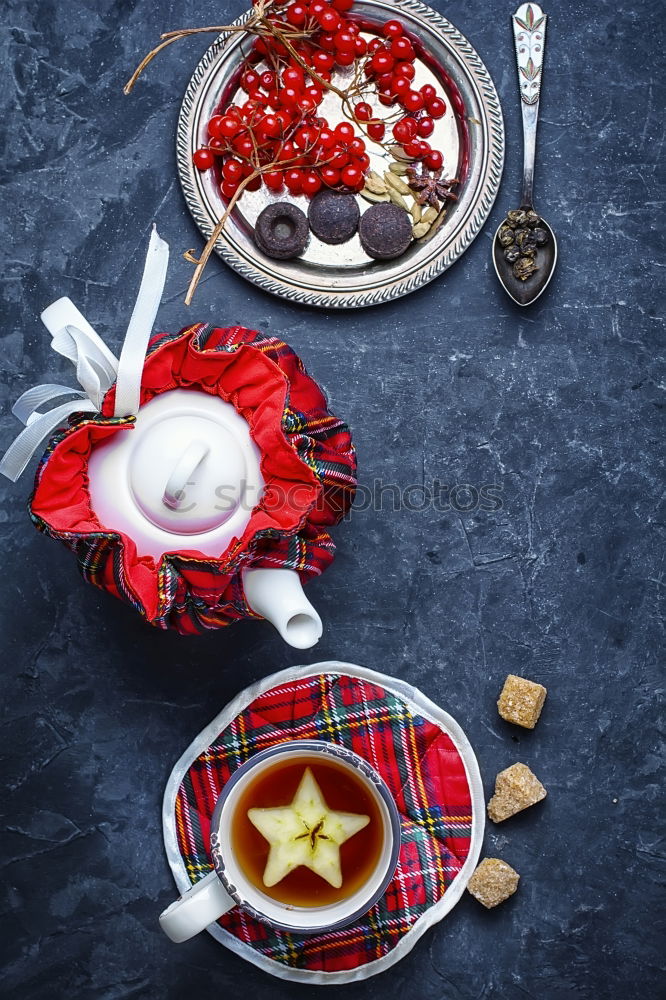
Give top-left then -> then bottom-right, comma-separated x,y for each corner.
171,670 -> 474,976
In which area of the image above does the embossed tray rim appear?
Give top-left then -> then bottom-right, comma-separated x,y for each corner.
176,0 -> 504,308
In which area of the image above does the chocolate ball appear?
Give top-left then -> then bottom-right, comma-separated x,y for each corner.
254,202 -> 309,260
308,190 -> 360,245
358,203 -> 412,261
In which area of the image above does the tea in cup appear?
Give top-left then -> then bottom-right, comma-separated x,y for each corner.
159,740 -> 401,940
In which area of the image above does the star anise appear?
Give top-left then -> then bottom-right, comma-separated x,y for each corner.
406,166 -> 458,209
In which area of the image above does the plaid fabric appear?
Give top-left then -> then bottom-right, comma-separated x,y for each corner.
175,673 -> 473,973
28,325 -> 356,634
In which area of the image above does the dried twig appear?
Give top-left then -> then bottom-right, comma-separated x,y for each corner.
183,167 -> 260,304
124,26 -> 253,95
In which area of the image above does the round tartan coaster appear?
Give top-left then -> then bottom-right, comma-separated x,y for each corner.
162,662 -> 484,984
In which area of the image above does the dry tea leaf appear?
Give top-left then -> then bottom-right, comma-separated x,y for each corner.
388,144 -> 415,161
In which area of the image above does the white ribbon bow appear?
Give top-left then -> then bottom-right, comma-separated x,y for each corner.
0,227 -> 169,482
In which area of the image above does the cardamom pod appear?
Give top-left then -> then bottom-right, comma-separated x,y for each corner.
389,161 -> 409,176
411,202 -> 422,224
412,221 -> 431,238
387,188 -> 409,211
421,207 -> 438,225
364,170 -> 387,195
427,207 -> 448,238
384,171 -> 411,196
360,188 -> 391,203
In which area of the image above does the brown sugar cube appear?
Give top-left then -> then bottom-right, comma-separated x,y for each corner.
467,858 -> 520,908
487,762 -> 547,823
497,674 -> 547,729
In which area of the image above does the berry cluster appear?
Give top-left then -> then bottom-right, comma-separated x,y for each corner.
194,110 -> 369,198
191,2 -> 451,203
360,17 -> 446,171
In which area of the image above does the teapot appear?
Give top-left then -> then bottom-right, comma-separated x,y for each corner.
0,230 -> 356,648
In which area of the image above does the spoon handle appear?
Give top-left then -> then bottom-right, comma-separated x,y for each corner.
512,3 -> 548,208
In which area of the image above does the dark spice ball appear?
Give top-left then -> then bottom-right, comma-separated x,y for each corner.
514,256 -> 539,280
254,202 -> 309,259
307,190 -> 360,245
498,208 -> 550,282
358,202 -> 413,260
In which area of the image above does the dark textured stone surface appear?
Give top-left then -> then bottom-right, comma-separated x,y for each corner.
0,1 -> 664,997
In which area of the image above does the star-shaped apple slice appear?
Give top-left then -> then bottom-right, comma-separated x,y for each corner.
247,766 -> 370,888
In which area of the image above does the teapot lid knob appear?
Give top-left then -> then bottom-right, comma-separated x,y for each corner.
129,413 -> 247,535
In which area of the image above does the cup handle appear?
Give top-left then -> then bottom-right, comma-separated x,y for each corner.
159,871 -> 235,943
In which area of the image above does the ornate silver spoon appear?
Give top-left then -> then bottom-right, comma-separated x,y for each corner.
493,3 -> 557,306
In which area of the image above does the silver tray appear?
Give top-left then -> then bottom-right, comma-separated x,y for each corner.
177,0 -> 504,309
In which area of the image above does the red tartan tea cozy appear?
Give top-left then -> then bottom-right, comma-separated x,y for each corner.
28,324 -> 357,634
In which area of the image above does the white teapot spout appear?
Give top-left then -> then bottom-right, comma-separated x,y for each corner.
242,568 -> 322,649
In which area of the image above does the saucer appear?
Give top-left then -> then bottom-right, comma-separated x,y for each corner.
162,661 -> 484,984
